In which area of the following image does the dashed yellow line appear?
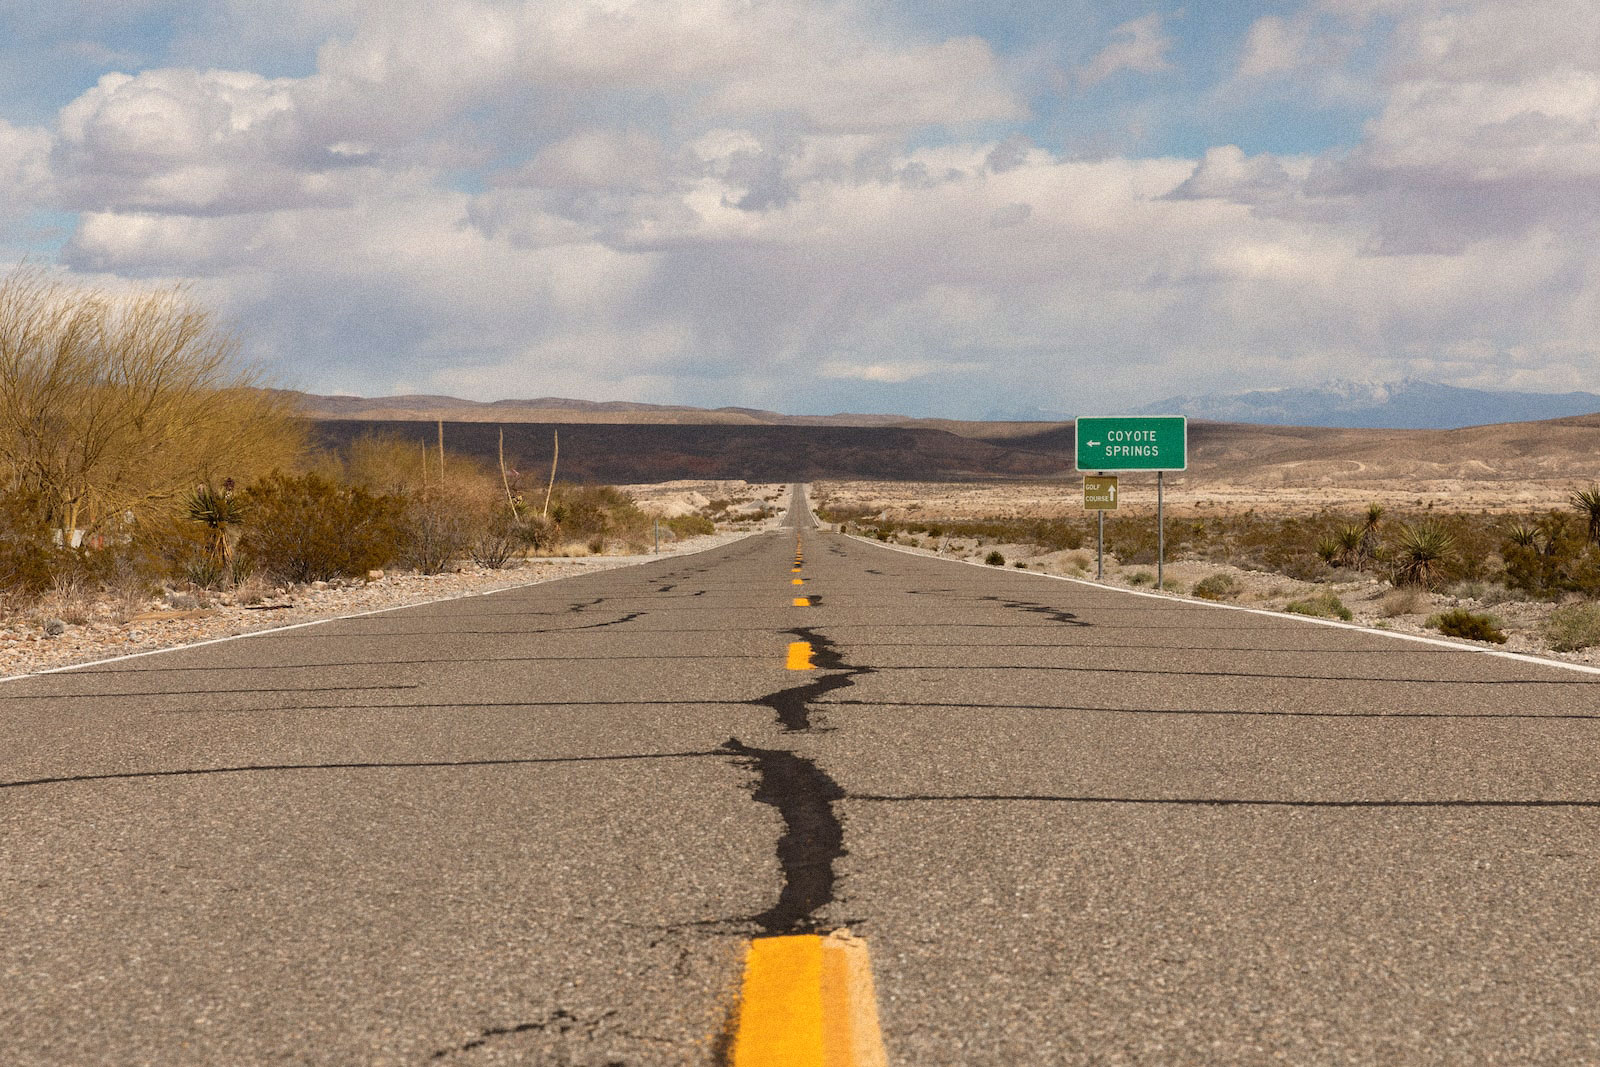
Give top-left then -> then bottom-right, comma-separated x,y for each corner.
786,642 -> 814,670
792,578 -> 805,586
731,930 -> 888,1067
793,597 -> 811,607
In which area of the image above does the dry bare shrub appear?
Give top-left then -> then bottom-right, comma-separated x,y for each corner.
232,572 -> 271,606
402,485 -> 478,574
344,431 -> 432,497
0,489 -> 58,613
238,471 -> 407,583
0,270 -> 303,542
39,574 -> 93,625
102,549 -> 158,622
470,512 -> 522,569
1381,587 -> 1427,616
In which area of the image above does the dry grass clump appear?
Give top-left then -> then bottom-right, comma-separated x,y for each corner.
1380,586 -> 1428,616
1427,608 -> 1507,644
36,575 -> 94,625
1544,602 -> 1600,652
1284,592 -> 1354,621
1192,573 -> 1241,601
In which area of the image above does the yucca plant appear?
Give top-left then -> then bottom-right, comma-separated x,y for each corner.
1570,485 -> 1600,545
1336,524 -> 1365,567
1505,522 -> 1540,550
1392,522 -> 1455,589
185,482 -> 246,575
1360,503 -> 1385,558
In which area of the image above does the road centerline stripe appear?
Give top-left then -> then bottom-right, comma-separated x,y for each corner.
731,931 -> 887,1067
786,642 -> 815,670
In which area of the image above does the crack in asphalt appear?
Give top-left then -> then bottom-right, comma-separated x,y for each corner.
574,611 -> 646,631
748,627 -> 874,732
714,614 -> 865,936
429,1008 -> 623,1062
979,594 -> 1091,627
851,793 -> 1600,809
1,750 -> 727,790
721,738 -> 847,935
0,683 -> 419,700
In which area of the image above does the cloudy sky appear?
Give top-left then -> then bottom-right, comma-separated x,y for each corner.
1,0 -> 1596,417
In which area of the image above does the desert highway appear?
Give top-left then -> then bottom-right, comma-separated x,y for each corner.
5,484 -> 1600,1065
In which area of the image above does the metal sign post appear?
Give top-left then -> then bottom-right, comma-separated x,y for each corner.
1157,471 -> 1164,589
1097,509 -> 1104,579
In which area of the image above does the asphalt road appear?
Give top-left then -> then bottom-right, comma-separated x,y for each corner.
5,483 -> 1600,1065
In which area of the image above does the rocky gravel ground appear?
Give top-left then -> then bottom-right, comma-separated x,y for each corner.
0,529 -> 759,680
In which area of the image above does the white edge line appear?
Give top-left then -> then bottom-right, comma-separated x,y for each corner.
1,530 -> 762,683
843,532 -> 1600,678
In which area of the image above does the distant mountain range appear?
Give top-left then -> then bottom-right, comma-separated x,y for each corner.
1136,379 -> 1600,430
273,390 -> 1054,438
283,386 -> 1600,484
280,379 -> 1600,434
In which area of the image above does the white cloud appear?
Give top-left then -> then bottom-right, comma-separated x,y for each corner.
819,359 -> 962,384
1077,13 -> 1174,88
707,36 -> 1022,131
51,68 -> 379,216
1167,145 -> 1300,203
1236,16 -> 1308,79
508,129 -> 674,193
1304,0 -> 1600,252
0,118 -> 52,214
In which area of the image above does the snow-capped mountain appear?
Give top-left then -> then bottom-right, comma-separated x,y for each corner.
1136,379 -> 1600,429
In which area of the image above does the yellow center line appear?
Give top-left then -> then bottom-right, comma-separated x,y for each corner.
793,597 -> 811,607
786,642 -> 814,670
792,578 -> 805,586
730,931 -> 888,1067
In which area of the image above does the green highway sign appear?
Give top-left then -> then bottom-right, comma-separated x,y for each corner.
1083,475 -> 1119,509
1075,416 -> 1187,472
